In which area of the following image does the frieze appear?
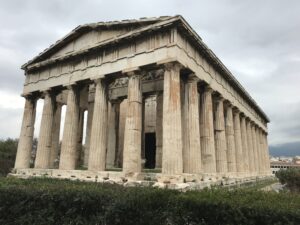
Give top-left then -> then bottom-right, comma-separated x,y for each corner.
141,69 -> 164,82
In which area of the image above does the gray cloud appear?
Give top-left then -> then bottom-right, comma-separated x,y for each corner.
0,0 -> 299,151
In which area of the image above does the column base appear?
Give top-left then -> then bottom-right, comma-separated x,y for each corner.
10,168 -> 275,191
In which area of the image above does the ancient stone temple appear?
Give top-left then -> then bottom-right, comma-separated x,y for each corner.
12,16 -> 272,188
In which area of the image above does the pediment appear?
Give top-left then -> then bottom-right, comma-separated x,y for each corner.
23,16 -> 174,68
49,28 -> 133,59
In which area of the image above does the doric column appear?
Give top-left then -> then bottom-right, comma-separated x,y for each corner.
258,128 -> 264,174
225,103 -> 236,173
15,95 -> 37,169
155,92 -> 163,169
35,91 -> 55,169
88,79 -> 108,171
49,102 -> 62,168
251,124 -> 259,174
123,70 -> 143,174
200,85 -> 216,173
264,132 -> 271,174
240,115 -> 249,174
162,62 -> 183,174
255,126 -> 262,174
246,119 -> 255,174
233,109 -> 243,174
83,101 -> 94,167
183,75 -> 201,173
59,85 -> 80,170
214,96 -> 227,174
106,100 -> 120,169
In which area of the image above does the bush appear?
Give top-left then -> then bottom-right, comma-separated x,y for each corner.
0,177 -> 299,225
276,168 -> 300,193
0,139 -> 18,176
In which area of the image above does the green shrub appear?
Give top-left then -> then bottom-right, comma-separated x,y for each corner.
0,138 -> 18,176
0,177 -> 299,225
276,168 -> 300,193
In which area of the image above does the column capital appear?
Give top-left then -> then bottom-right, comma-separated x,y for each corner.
203,84 -> 214,93
186,73 -> 199,83
122,67 -> 142,76
162,61 -> 183,72
21,92 -> 39,101
232,107 -> 240,114
223,100 -> 233,108
214,95 -> 224,103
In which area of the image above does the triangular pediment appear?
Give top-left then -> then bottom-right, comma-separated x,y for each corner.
23,16 -> 173,68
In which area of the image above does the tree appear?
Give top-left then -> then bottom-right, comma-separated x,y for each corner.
276,168 -> 300,193
0,138 -> 18,176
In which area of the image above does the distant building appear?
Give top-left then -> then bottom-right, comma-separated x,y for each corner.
270,161 -> 300,174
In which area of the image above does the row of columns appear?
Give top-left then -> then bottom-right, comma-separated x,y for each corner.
15,62 -> 270,177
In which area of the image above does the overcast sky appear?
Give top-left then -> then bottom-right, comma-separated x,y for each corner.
0,0 -> 299,152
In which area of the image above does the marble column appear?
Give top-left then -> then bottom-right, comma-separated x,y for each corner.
225,103 -> 236,173
214,96 -> 227,174
49,102 -> 62,168
35,91 -> 55,169
200,85 -> 216,173
123,71 -> 143,174
116,99 -> 127,167
233,109 -> 243,174
106,100 -> 120,169
88,79 -> 108,171
246,119 -> 255,174
251,124 -> 259,174
183,75 -> 201,173
258,129 -> 264,174
59,85 -> 80,170
83,101 -> 94,167
162,62 -> 183,174
155,92 -> 163,169
255,126 -> 262,174
264,133 -> 271,174
15,95 -> 37,169
240,115 -> 249,174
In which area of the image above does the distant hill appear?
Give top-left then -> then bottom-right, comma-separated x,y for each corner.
269,141 -> 300,157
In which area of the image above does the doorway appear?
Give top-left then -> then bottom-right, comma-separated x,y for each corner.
145,133 -> 156,169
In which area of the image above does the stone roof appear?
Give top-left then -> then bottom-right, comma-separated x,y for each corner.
21,15 -> 270,123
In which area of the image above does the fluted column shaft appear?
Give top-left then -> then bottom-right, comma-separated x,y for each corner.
88,79 -> 108,171
106,100 -> 120,168
83,101 -> 94,167
183,76 -> 201,173
258,129 -> 264,174
15,96 -> 37,169
200,86 -> 216,173
162,63 -> 183,174
233,110 -> 243,173
251,124 -> 259,173
155,92 -> 163,169
264,133 -> 271,174
59,86 -> 79,170
214,97 -> 227,174
255,127 -> 262,174
35,91 -> 55,169
49,102 -> 62,168
240,116 -> 249,173
123,71 -> 142,174
225,104 -> 236,173
246,120 -> 255,174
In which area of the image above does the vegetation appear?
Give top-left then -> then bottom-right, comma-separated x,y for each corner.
0,177 -> 299,225
0,138 -> 18,176
276,168 -> 300,193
